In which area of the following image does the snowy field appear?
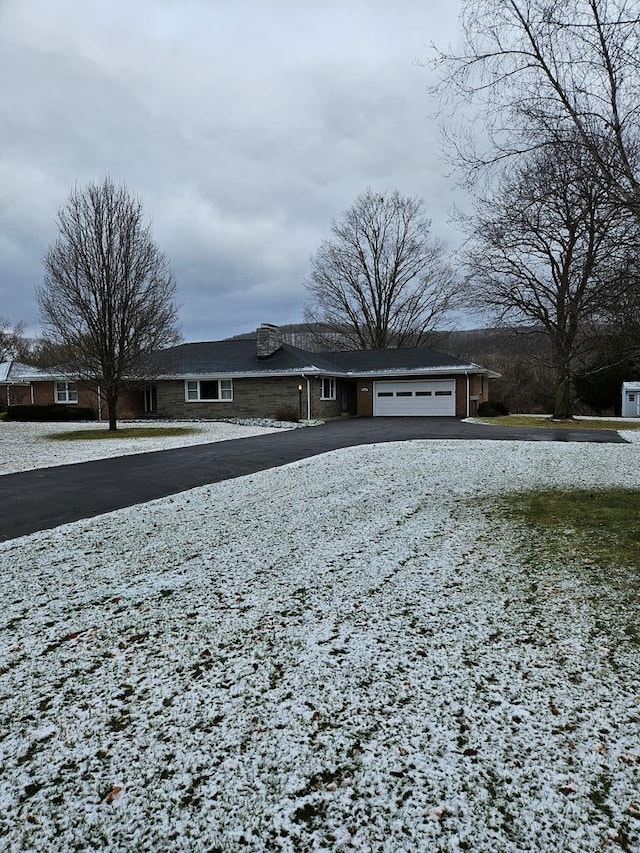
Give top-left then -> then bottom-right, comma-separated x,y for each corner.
1,431 -> 640,851
0,419 -> 290,475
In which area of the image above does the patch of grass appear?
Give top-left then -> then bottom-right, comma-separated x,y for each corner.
502,487 -> 640,568
48,427 -> 201,441
487,488 -> 640,648
473,415 -> 640,430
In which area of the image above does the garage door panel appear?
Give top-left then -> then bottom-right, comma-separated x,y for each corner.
373,380 -> 455,416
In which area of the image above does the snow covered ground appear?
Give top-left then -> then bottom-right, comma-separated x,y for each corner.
1,432 -> 639,851
0,419 -> 291,475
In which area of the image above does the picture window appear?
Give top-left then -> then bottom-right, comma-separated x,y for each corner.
185,379 -> 233,402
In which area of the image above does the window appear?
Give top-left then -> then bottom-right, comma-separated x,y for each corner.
396,391 -> 413,397
377,391 -> 393,397
630,394 -> 636,402
55,381 -> 78,404
435,390 -> 453,397
321,377 -> 336,400
415,391 -> 432,397
185,379 -> 233,402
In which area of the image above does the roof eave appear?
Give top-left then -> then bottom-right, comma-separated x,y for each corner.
153,364 -> 501,380
347,365 -> 500,379
153,366 -> 326,380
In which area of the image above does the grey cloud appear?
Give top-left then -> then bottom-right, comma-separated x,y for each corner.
0,0 -> 464,341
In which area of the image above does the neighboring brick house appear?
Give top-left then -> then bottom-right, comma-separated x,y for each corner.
0,324 -> 499,421
0,361 -> 143,419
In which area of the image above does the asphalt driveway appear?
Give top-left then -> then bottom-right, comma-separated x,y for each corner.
0,417 -> 627,542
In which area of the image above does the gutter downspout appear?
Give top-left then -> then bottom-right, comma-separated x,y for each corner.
465,371 -> 470,419
302,374 -> 311,419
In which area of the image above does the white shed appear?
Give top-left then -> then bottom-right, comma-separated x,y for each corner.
621,382 -> 640,417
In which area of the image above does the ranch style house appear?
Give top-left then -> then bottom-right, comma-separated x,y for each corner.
0,324 -> 499,421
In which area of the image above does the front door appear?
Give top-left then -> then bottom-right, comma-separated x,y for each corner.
144,384 -> 157,414
340,380 -> 358,415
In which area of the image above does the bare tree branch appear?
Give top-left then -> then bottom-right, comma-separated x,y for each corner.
432,0 -> 640,217
464,143 -> 637,417
0,318 -> 25,363
304,189 -> 461,350
37,176 -> 181,430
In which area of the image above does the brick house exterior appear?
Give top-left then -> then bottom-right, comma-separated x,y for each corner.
0,362 -> 146,419
0,325 -> 498,421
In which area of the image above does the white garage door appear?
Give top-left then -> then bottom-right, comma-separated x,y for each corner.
373,379 -> 456,416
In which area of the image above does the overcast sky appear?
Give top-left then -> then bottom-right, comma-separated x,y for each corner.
1,0 -> 465,342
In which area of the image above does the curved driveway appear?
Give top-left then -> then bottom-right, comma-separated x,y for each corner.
0,417 -> 627,542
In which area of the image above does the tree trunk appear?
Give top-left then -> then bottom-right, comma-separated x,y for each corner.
107,393 -> 118,431
552,365 -> 572,420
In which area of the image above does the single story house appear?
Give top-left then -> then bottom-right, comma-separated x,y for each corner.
621,381 -> 640,418
0,324 -> 499,420
0,361 -> 143,418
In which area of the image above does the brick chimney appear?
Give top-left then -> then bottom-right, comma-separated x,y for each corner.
256,323 -> 283,358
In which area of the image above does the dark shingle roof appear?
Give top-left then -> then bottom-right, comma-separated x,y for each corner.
153,339 -> 485,377
325,347 -> 477,373
154,340 -> 327,376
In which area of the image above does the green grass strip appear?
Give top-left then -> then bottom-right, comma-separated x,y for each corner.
48,427 -> 201,441
475,415 -> 640,430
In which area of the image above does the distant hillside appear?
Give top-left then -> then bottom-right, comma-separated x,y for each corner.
225,323 -> 348,351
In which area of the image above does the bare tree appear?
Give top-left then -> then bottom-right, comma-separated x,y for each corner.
575,273 -> 640,412
434,325 -> 555,413
0,318 -> 25,363
465,144 -> 636,418
433,0 -> 640,218
304,190 -> 460,350
38,177 -> 181,430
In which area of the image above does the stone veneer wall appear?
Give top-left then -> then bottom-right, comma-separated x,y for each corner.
156,376 -> 341,420
256,324 -> 282,358
309,376 -> 342,420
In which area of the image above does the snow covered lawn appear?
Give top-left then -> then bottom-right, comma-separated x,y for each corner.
0,420 -> 289,475
1,436 -> 639,851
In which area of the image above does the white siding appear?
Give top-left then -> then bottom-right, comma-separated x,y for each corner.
621,382 -> 640,418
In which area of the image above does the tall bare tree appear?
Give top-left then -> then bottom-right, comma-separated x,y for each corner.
0,318 -> 25,363
304,189 -> 459,350
433,0 -> 640,219
575,273 -> 640,412
465,144 -> 636,418
38,177 -> 181,430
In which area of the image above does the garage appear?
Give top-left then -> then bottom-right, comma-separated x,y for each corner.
373,379 -> 456,416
